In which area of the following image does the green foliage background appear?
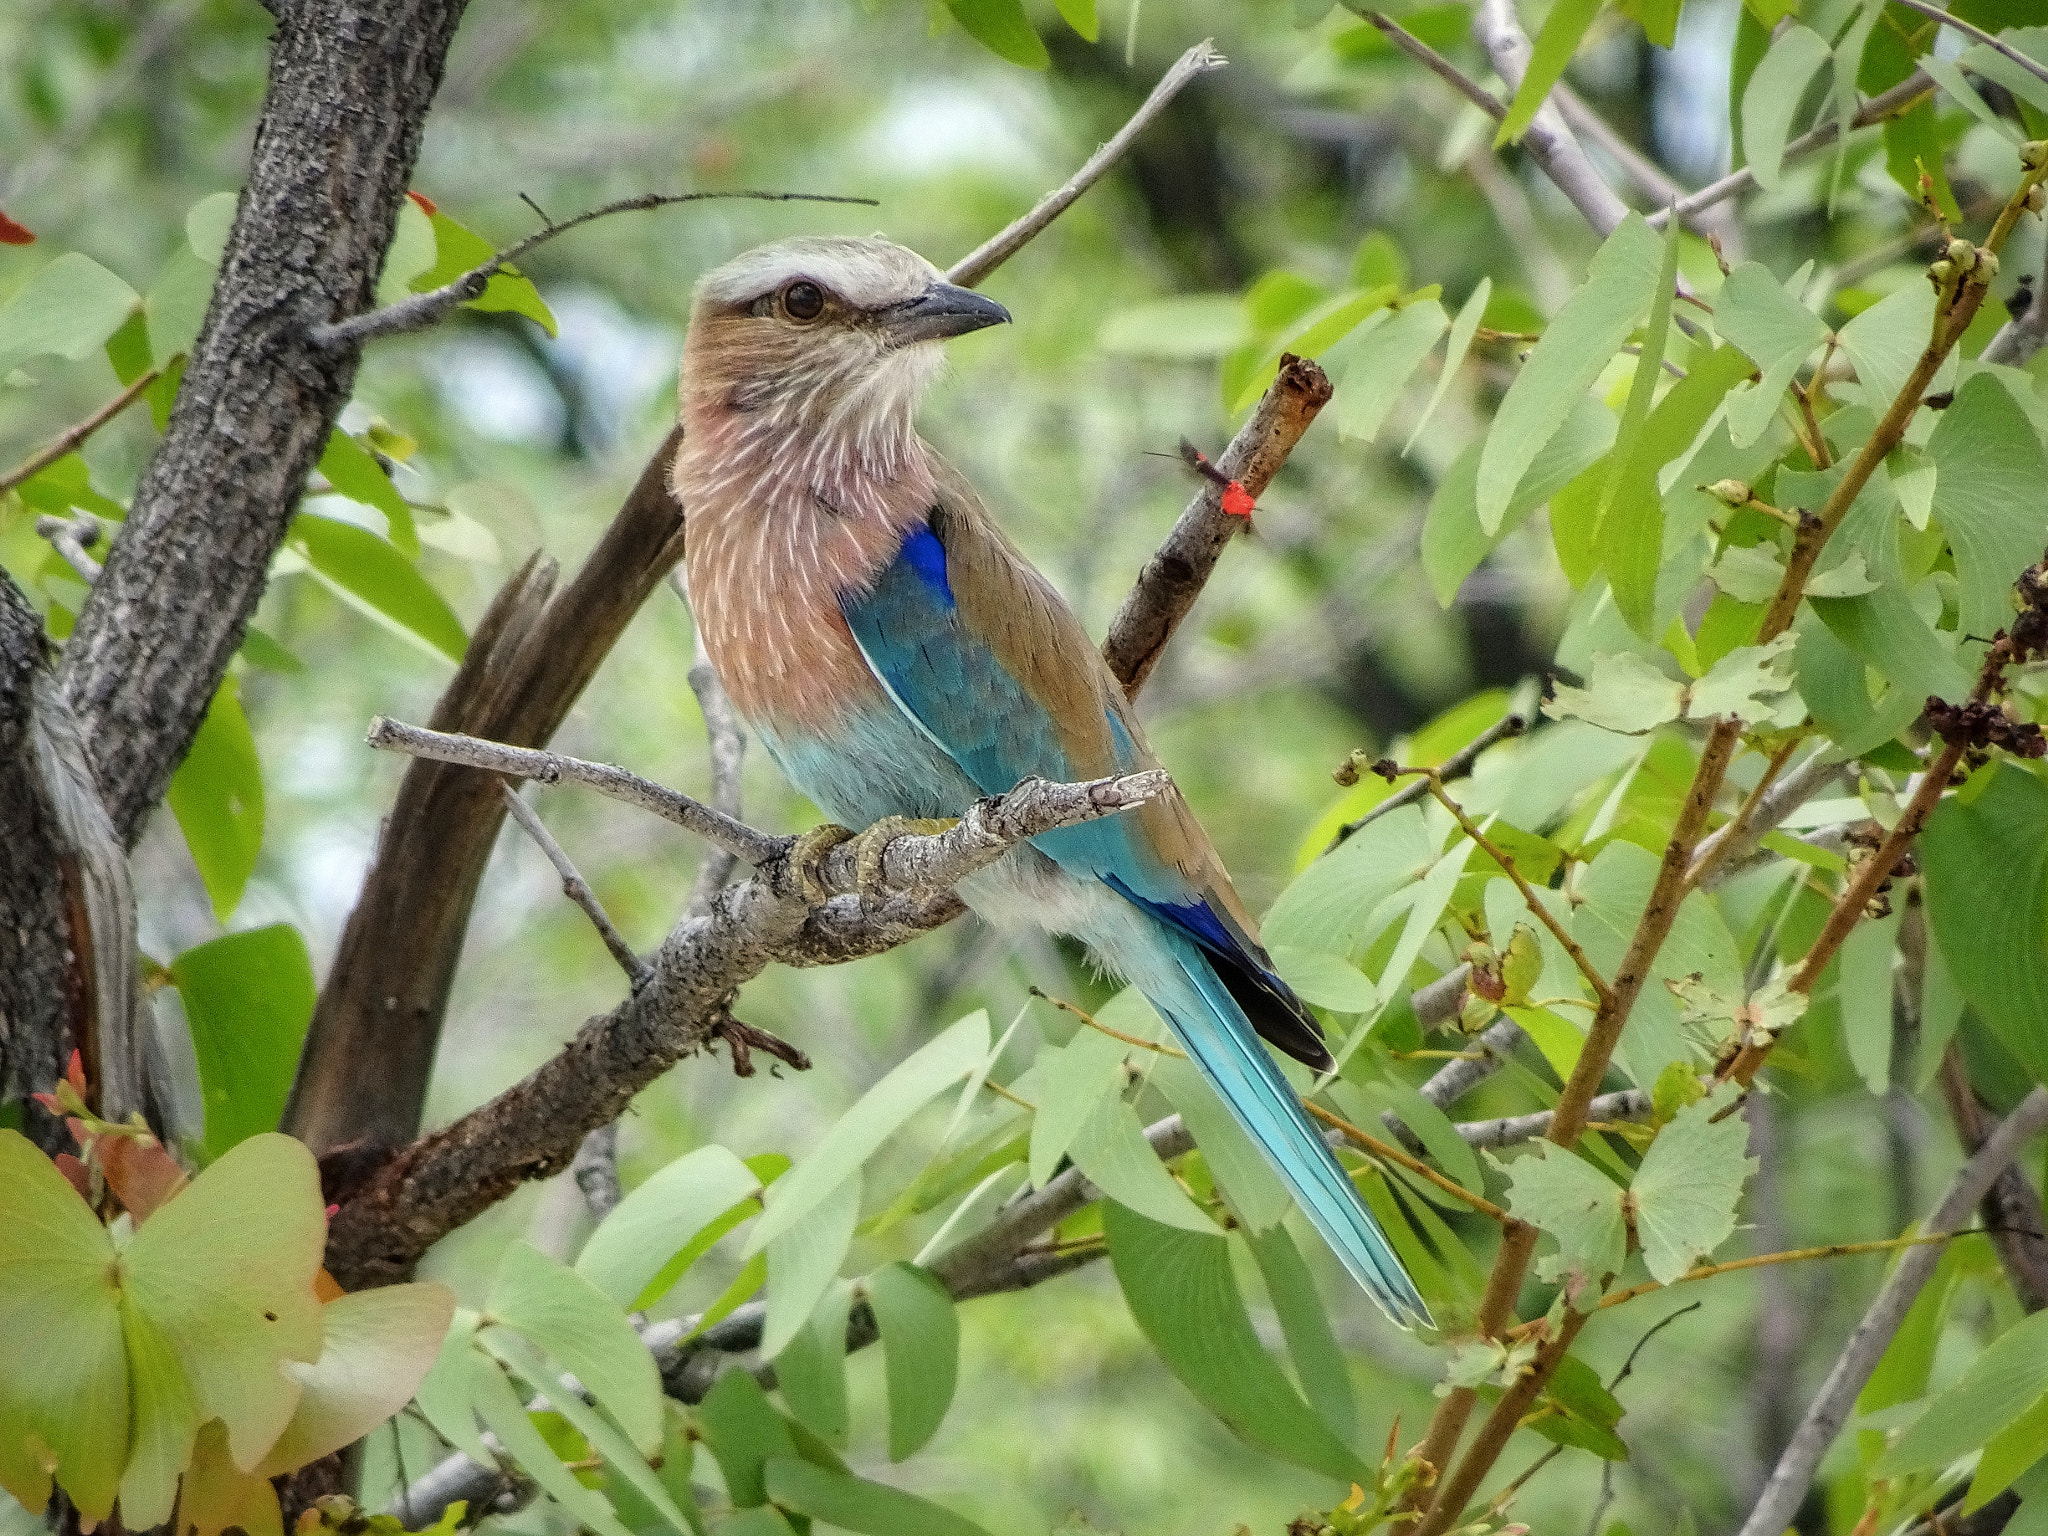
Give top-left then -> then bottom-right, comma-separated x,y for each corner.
5,0 -> 2048,1533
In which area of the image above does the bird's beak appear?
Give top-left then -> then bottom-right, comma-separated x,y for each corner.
880,282 -> 1012,344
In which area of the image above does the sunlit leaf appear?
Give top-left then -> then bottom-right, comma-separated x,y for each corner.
170,924 -> 316,1160
575,1145 -> 760,1309
1499,1141 -> 1625,1296
0,252 -> 141,375
486,1241 -> 662,1455
317,429 -> 418,555
1631,1086 -> 1756,1284
291,511 -> 467,661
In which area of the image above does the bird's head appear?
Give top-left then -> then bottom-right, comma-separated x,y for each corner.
679,235 -> 1010,442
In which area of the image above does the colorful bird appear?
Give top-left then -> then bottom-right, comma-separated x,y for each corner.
673,236 -> 1429,1328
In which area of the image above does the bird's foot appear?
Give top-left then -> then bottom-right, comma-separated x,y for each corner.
848,816 -> 959,902
784,822 -> 857,903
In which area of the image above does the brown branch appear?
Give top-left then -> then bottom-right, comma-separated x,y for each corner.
1101,354 -> 1334,693
1939,1042 -> 2048,1313
1328,693 -> 1532,849
1305,1102 -> 1507,1221
0,369 -> 161,497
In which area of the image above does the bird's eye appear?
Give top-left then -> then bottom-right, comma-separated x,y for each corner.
782,281 -> 825,321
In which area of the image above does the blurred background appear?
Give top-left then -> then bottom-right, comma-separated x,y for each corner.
1,1 -> 2023,1529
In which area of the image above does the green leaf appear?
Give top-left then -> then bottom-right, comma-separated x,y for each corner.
1521,1352 -> 1630,1460
1500,1141 -> 1626,1294
0,1131 -> 129,1522
375,197 -> 436,307
1544,651 -> 1685,734
761,1172 -> 861,1359
1860,1237 -> 1975,1413
1740,24 -> 1831,192
317,430 -> 417,555
467,1347 -> 635,1536
254,1283 -> 456,1477
1268,945 -> 1378,1013
1630,1086 -> 1756,1283
1265,804 -> 1433,958
1714,262 -> 1829,448
1246,1225 -> 1356,1439
1574,840 -> 1743,1087
1837,281 -> 1942,414
1054,0 -> 1098,40
1974,1384 -> 2048,1511
1335,299 -> 1447,442
1477,214 -> 1662,533
1066,1091 -> 1214,1233
1592,209 -> 1683,635
866,1262 -> 959,1461
0,252 -> 140,376
763,1457 -> 994,1536
479,1327 -> 696,1536
165,680 -> 263,921
1922,765 -> 2048,1084
185,192 -> 237,265
291,511 -> 467,661
486,1240 -> 663,1456
696,1371 -> 798,1507
411,211 -> 558,336
1835,905 -> 1901,1095
943,0 -> 1049,67
1927,374 -> 2048,644
1497,0 -> 1605,147
1028,1022 -> 1130,1188
1104,1203 -> 1370,1483
750,1012 -> 985,1254
1151,1055 -> 1292,1233
1405,277 -> 1491,455
413,1310 -> 491,1465
1098,295 -> 1249,360
1876,1310 -> 2048,1479
169,924 -> 316,1159
1961,30 -> 2048,119
775,1279 -> 851,1447
141,248 -> 213,370
575,1145 -> 760,1309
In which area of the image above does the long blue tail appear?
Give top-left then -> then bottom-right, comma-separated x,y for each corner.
1141,925 -> 1433,1329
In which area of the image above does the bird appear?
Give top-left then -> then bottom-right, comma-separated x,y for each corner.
672,235 -> 1430,1329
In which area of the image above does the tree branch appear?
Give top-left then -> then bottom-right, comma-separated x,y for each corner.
944,40 -> 1226,289
1884,0 -> 2048,90
1735,1088 -> 2048,1536
1471,0 -> 1632,238
498,783 -> 647,984
1101,353 -> 1334,692
0,369 -> 161,497
309,191 -> 878,348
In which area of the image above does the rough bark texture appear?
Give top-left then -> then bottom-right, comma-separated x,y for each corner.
57,0 -> 472,844
284,433 -> 688,1154
0,574 -> 76,1151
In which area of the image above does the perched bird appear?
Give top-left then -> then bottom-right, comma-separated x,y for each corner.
673,236 -> 1429,1328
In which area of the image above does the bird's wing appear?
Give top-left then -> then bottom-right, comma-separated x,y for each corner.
841,450 -> 1330,1068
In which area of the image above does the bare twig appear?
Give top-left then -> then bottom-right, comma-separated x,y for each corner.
0,369 -> 162,496
671,569 -> 748,916
1363,12 -> 1506,119
1102,354 -> 1334,693
1939,1040 -> 2048,1312
1885,0 -> 2048,89
1455,1090 -> 1649,1148
310,190 -> 878,348
1471,0 -> 1632,237
498,783 -> 647,983
1306,1101 -> 1509,1221
944,40 -> 1226,289
34,514 -> 104,584
1328,694 -> 1532,849
1736,1088 -> 2048,1536
366,716 -> 784,869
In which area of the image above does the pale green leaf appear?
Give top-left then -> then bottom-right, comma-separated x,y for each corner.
1496,0 -> 1604,147
1267,945 -> 1377,1012
774,1278 -> 851,1447
1264,805 -> 1433,959
467,1348 -> 635,1536
1066,1092 -> 1214,1233
1501,1141 -> 1625,1292
1543,651 -> 1685,734
1740,24 -> 1830,193
1973,1385 -> 2048,1512
1631,1085 -> 1757,1284
575,1145 -> 760,1309
255,1283 -> 456,1476
165,681 -> 264,923
185,192 -> 237,265
1104,1204 -> 1370,1483
1478,213 -> 1662,532
1686,633 -> 1798,721
486,1240 -> 662,1456
1707,543 -> 1786,605
1876,1310 -> 2048,1478
0,253 -> 141,375
1836,905 -> 1901,1095
943,0 -> 1049,67
170,924 -> 315,1160
1927,374 -> 2048,643
1405,277 -> 1491,455
1593,202 -> 1682,636
412,1309 -> 491,1466
118,1305 -> 197,1527
750,1011 -> 986,1253
1803,551 -> 1878,597
1027,1022 -> 1129,1188
1335,299 -> 1447,442
1246,1225 -> 1355,1439
145,247 -> 215,368
763,1457 -> 994,1536
867,1262 -> 959,1461
760,1172 -> 861,1359
1837,281 -> 1943,414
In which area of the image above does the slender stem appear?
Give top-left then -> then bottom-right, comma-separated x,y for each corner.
1305,1102 -> 1507,1222
1886,0 -> 2048,89
1328,694 -> 1533,849
1585,1230 -> 1966,1317
945,40 -> 1226,289
498,783 -> 647,984
1362,11 -> 1506,120
1685,733 -> 1802,894
1031,987 -> 1182,1056
0,367 -> 162,496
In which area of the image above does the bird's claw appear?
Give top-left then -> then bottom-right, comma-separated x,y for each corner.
846,815 -> 958,901
785,822 -> 857,903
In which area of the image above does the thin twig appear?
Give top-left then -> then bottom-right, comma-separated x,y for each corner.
944,40 -> 1226,289
671,569 -> 749,915
1029,987 -> 1182,1055
366,716 -> 785,867
34,514 -> 104,584
1471,0 -> 1632,238
1363,12 -> 1506,119
1736,1088 -> 2048,1536
1306,1102 -> 1507,1221
498,782 -> 648,983
310,190 -> 878,347
1684,734 -> 1803,892
0,367 -> 161,496
1328,694 -> 1532,849
1886,0 -> 2048,89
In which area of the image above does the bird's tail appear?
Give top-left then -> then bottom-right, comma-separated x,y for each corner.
1140,924 -> 1433,1329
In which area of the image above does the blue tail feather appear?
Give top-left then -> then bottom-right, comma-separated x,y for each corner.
1142,925 -> 1433,1329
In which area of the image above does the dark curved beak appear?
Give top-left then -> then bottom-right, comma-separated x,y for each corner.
881,282 -> 1012,344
